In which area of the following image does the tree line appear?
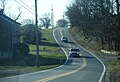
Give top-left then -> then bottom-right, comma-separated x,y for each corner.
66,0 -> 120,51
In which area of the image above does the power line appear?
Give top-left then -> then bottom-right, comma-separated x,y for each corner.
19,0 -> 34,12
14,0 -> 34,14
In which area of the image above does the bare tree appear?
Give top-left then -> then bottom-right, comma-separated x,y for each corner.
0,0 -> 7,12
14,7 -> 22,21
57,19 -> 68,27
66,0 -> 120,51
21,19 -> 34,25
115,0 -> 120,14
0,0 -> 22,21
39,13 -> 51,29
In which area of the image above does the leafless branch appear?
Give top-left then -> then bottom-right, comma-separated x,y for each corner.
0,0 -> 7,11
14,7 -> 22,21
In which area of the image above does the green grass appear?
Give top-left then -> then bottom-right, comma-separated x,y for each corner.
0,28 -> 66,78
0,65 -> 59,70
29,29 -> 60,55
29,29 -> 64,59
42,29 -> 55,42
0,65 -> 59,78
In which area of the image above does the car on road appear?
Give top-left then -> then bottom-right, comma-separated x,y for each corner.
117,53 -> 120,60
61,36 -> 68,43
69,47 -> 80,57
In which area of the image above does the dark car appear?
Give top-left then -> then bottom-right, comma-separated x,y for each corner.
61,36 -> 68,42
117,53 -> 120,60
69,47 -> 80,52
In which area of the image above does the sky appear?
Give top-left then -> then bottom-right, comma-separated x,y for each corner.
4,0 -> 71,25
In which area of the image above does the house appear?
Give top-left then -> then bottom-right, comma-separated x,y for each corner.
0,10 -> 21,58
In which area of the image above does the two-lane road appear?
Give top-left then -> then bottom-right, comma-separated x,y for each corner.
0,27 -> 105,82
51,27 -> 105,82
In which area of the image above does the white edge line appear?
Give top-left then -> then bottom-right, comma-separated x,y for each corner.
66,28 -> 106,82
53,28 -> 68,66
0,28 -> 68,80
60,28 -> 64,36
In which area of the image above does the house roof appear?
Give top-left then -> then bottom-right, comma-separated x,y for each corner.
0,10 -> 21,25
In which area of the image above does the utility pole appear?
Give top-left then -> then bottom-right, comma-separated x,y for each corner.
35,0 -> 39,67
51,4 -> 54,28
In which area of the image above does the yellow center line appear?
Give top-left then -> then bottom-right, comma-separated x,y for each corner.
36,57 -> 87,82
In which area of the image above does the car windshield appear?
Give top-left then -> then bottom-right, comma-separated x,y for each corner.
63,37 -> 67,39
71,49 -> 79,51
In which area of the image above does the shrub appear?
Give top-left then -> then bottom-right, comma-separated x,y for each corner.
13,43 -> 29,56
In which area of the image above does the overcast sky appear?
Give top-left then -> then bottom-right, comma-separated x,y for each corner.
4,0 -> 71,25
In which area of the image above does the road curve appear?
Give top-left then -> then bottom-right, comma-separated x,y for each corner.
0,27 -> 105,82
45,27 -> 105,82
